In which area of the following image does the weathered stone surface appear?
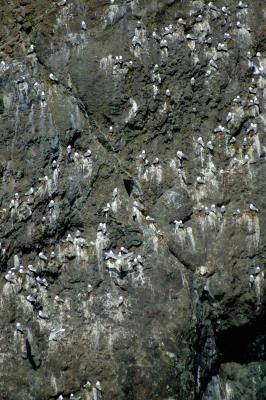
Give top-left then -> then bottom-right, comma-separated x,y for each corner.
0,0 -> 266,399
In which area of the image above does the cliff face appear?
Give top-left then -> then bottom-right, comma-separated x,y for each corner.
1,0 -> 266,399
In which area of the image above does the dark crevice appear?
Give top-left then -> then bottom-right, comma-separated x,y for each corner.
25,338 -> 40,371
123,178 -> 134,196
195,307 -> 266,399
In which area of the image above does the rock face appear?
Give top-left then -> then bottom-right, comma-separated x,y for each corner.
1,0 -> 266,399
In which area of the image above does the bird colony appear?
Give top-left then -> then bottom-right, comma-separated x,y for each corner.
0,0 -> 266,399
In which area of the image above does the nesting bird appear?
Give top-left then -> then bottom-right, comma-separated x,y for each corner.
49,73 -> 59,82
249,203 -> 258,213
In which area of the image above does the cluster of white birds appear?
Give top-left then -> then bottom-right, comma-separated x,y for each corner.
4,1 -> 265,398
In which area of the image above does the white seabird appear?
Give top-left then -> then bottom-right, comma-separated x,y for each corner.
98,222 -> 107,234
152,32 -> 161,42
246,123 -> 257,134
25,187 -> 34,196
118,295 -> 124,305
49,324 -> 65,341
81,20 -> 87,30
221,205 -> 226,214
16,322 -> 24,333
102,203 -> 111,215
209,59 -> 218,70
112,187 -> 118,199
173,220 -> 184,229
249,203 -> 258,213
249,274 -> 255,284
132,36 -> 141,48
237,1 -> 248,8
49,73 -> 59,82
176,150 -> 187,160
211,204 -> 216,213
28,44 -> 35,54
242,155 -> 249,165
87,284 -> 93,293
217,43 -> 227,52
160,39 -> 168,49
196,176 -> 205,184
84,149 -> 92,158
206,141 -> 214,151
197,137 -> 205,148
39,252 -> 48,261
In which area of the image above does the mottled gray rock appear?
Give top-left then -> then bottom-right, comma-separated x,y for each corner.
1,0 -> 266,399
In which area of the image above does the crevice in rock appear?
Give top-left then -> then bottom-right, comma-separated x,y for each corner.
123,178 -> 134,196
195,304 -> 266,399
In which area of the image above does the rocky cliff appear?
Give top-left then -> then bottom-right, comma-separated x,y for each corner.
1,0 -> 266,399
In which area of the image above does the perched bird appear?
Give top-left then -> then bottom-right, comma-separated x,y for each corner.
195,14 -> 203,22
84,149 -> 92,158
246,123 -> 257,134
160,39 -> 168,49
39,252 -> 47,261
197,137 -> 205,148
81,20 -> 87,30
249,203 -> 258,213
66,234 -> 73,242
49,324 -> 65,341
237,1 -> 248,9
206,141 -> 214,151
165,89 -> 171,97
27,44 -> 35,54
242,155 -> 249,165
102,203 -> 111,216
233,209 -> 241,216
112,187 -> 118,199
136,20 -> 142,29
25,187 -> 34,196
96,381 -> 102,391
211,204 -> 216,213
176,150 -> 187,161
87,284 -> 93,293
190,77 -> 196,87
16,322 -> 24,333
49,73 -> 59,82
173,220 -> 184,229
41,90 -> 46,101
152,32 -> 161,42
48,200 -> 55,208
217,43 -> 227,52
118,295 -> 124,306
249,274 -> 255,284
209,59 -> 218,70
221,205 -> 226,214
229,136 -> 236,144
98,222 -> 107,234
132,36 -> 141,48
196,176 -> 205,184
67,145 -> 72,161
